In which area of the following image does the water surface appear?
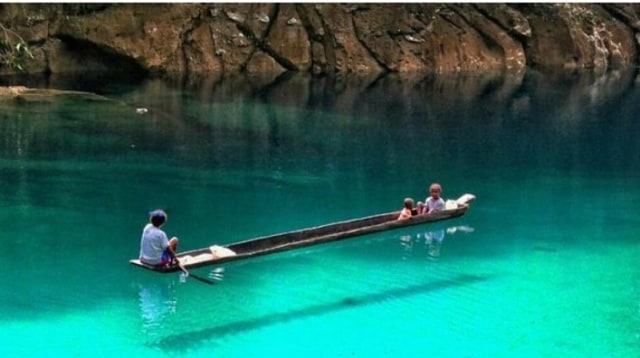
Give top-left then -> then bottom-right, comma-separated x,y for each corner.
1,70 -> 639,357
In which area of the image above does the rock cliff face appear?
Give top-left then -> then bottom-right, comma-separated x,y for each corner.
1,3 -> 639,78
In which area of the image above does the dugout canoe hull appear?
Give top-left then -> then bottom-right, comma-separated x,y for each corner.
130,194 -> 475,273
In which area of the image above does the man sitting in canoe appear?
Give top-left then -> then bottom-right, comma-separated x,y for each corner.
139,209 -> 188,275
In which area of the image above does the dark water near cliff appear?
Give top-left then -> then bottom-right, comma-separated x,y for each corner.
1,70 -> 639,357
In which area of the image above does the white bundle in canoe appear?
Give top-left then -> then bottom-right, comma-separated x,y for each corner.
443,193 -> 476,210
178,245 -> 237,266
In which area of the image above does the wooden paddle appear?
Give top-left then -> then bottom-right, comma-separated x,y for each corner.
187,272 -> 217,285
175,260 -> 217,285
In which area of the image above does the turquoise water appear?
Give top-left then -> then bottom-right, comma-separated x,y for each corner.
1,71 -> 639,357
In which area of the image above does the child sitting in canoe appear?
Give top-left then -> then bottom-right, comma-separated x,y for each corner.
397,197 -> 414,220
422,183 -> 445,214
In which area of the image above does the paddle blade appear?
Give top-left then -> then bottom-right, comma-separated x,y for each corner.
189,273 -> 217,285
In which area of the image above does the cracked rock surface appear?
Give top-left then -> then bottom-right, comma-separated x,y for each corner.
1,3 -> 639,78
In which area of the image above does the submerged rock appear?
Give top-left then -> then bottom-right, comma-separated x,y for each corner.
0,86 -> 116,103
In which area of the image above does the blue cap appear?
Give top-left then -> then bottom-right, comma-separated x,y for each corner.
149,209 -> 167,219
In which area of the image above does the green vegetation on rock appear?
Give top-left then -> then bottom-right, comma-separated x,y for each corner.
0,22 -> 34,71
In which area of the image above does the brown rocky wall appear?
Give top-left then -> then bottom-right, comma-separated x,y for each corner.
0,3 -> 639,78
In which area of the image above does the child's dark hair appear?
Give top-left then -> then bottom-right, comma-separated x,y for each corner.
150,210 -> 167,227
151,215 -> 165,227
404,197 -> 414,209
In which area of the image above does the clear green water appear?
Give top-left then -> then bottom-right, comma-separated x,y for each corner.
1,72 -> 639,357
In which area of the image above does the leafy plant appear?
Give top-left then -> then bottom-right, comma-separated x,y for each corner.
0,22 -> 34,71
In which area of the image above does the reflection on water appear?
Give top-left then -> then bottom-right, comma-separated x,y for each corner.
400,225 -> 475,259
2,68 -> 639,182
208,267 -> 225,282
138,282 -> 178,336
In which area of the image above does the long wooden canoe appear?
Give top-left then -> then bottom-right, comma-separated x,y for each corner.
130,193 -> 475,273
